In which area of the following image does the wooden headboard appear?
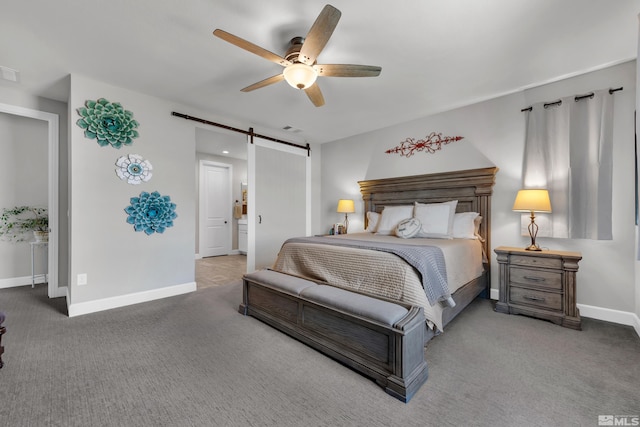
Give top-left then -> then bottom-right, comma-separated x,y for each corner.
358,166 -> 498,268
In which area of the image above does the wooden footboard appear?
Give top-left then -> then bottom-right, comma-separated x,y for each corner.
240,270 -> 429,403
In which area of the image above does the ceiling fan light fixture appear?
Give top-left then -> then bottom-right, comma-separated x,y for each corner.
283,63 -> 318,90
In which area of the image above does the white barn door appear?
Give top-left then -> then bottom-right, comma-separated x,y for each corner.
247,137 -> 310,271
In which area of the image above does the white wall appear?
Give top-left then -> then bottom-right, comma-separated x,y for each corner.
67,75 -> 197,313
321,61 -> 637,326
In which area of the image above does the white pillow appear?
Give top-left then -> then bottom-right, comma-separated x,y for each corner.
395,218 -> 422,239
452,212 -> 480,239
375,205 -> 414,235
365,211 -> 380,233
413,200 -> 458,239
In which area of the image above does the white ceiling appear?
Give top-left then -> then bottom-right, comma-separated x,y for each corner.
1,1 -> 639,144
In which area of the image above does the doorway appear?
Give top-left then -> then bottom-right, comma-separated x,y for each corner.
0,102 -> 60,298
198,160 -> 232,257
249,137 -> 309,271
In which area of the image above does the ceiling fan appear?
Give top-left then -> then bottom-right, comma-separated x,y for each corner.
213,4 -> 381,107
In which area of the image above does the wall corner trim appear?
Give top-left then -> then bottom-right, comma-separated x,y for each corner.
67,282 -> 197,317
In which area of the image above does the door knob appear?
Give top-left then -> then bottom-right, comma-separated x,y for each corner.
259,215 -> 262,224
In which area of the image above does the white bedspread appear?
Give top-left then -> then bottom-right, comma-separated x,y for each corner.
272,233 -> 484,332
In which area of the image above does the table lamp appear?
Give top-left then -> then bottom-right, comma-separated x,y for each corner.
512,189 -> 552,251
336,199 -> 355,234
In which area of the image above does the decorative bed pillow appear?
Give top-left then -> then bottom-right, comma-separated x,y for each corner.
413,200 -> 458,239
452,212 -> 480,239
375,205 -> 414,235
395,218 -> 421,239
365,211 -> 380,233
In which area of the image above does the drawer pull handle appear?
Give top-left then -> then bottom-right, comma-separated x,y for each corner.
523,276 -> 546,282
523,295 -> 546,302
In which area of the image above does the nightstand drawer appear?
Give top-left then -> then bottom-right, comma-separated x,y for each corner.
509,267 -> 562,290
510,286 -> 562,311
510,254 -> 562,270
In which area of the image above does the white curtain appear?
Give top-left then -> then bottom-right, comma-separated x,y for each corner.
522,89 -> 613,240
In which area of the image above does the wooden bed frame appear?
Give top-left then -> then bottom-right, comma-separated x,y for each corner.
239,167 -> 498,400
358,166 -> 498,341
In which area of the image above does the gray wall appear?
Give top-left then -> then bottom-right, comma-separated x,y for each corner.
68,75 -> 196,305
321,61 -> 637,319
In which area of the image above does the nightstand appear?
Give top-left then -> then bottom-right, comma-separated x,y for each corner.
494,246 -> 582,330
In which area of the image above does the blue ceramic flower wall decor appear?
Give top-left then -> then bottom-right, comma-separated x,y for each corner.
76,98 -> 139,148
125,191 -> 177,235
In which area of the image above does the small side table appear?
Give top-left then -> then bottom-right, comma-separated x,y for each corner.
494,246 -> 582,330
30,241 -> 48,288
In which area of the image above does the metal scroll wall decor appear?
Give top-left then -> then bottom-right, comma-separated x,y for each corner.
385,132 -> 463,157
76,98 -> 139,148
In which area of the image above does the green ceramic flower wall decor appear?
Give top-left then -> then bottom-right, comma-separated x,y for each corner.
76,98 -> 139,148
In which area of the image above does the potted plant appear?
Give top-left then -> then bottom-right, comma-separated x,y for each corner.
0,206 -> 49,242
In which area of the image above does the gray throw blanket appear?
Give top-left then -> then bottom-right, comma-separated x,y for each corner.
284,236 -> 455,307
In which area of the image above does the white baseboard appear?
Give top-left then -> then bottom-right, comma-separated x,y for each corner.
490,289 -> 639,337
577,303 -> 640,337
0,275 -> 47,289
67,281 -> 197,317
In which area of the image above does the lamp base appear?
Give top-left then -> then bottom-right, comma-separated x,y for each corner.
524,244 -> 542,251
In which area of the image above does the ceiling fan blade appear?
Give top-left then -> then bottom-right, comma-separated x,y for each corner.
213,29 -> 291,67
314,64 -> 382,77
298,5 -> 341,65
240,74 -> 285,92
304,83 -> 325,107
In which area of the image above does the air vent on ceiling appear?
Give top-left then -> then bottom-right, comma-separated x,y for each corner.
0,66 -> 19,82
282,125 -> 302,133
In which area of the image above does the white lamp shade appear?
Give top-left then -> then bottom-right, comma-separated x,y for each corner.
512,189 -> 552,212
336,199 -> 355,213
283,63 -> 318,89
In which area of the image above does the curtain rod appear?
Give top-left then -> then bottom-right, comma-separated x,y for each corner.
520,87 -> 623,112
171,111 -> 311,156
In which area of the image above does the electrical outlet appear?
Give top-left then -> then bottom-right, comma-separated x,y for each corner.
77,273 -> 87,286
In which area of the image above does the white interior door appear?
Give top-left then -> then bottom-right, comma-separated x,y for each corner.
199,161 -> 232,257
248,137 -> 310,271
